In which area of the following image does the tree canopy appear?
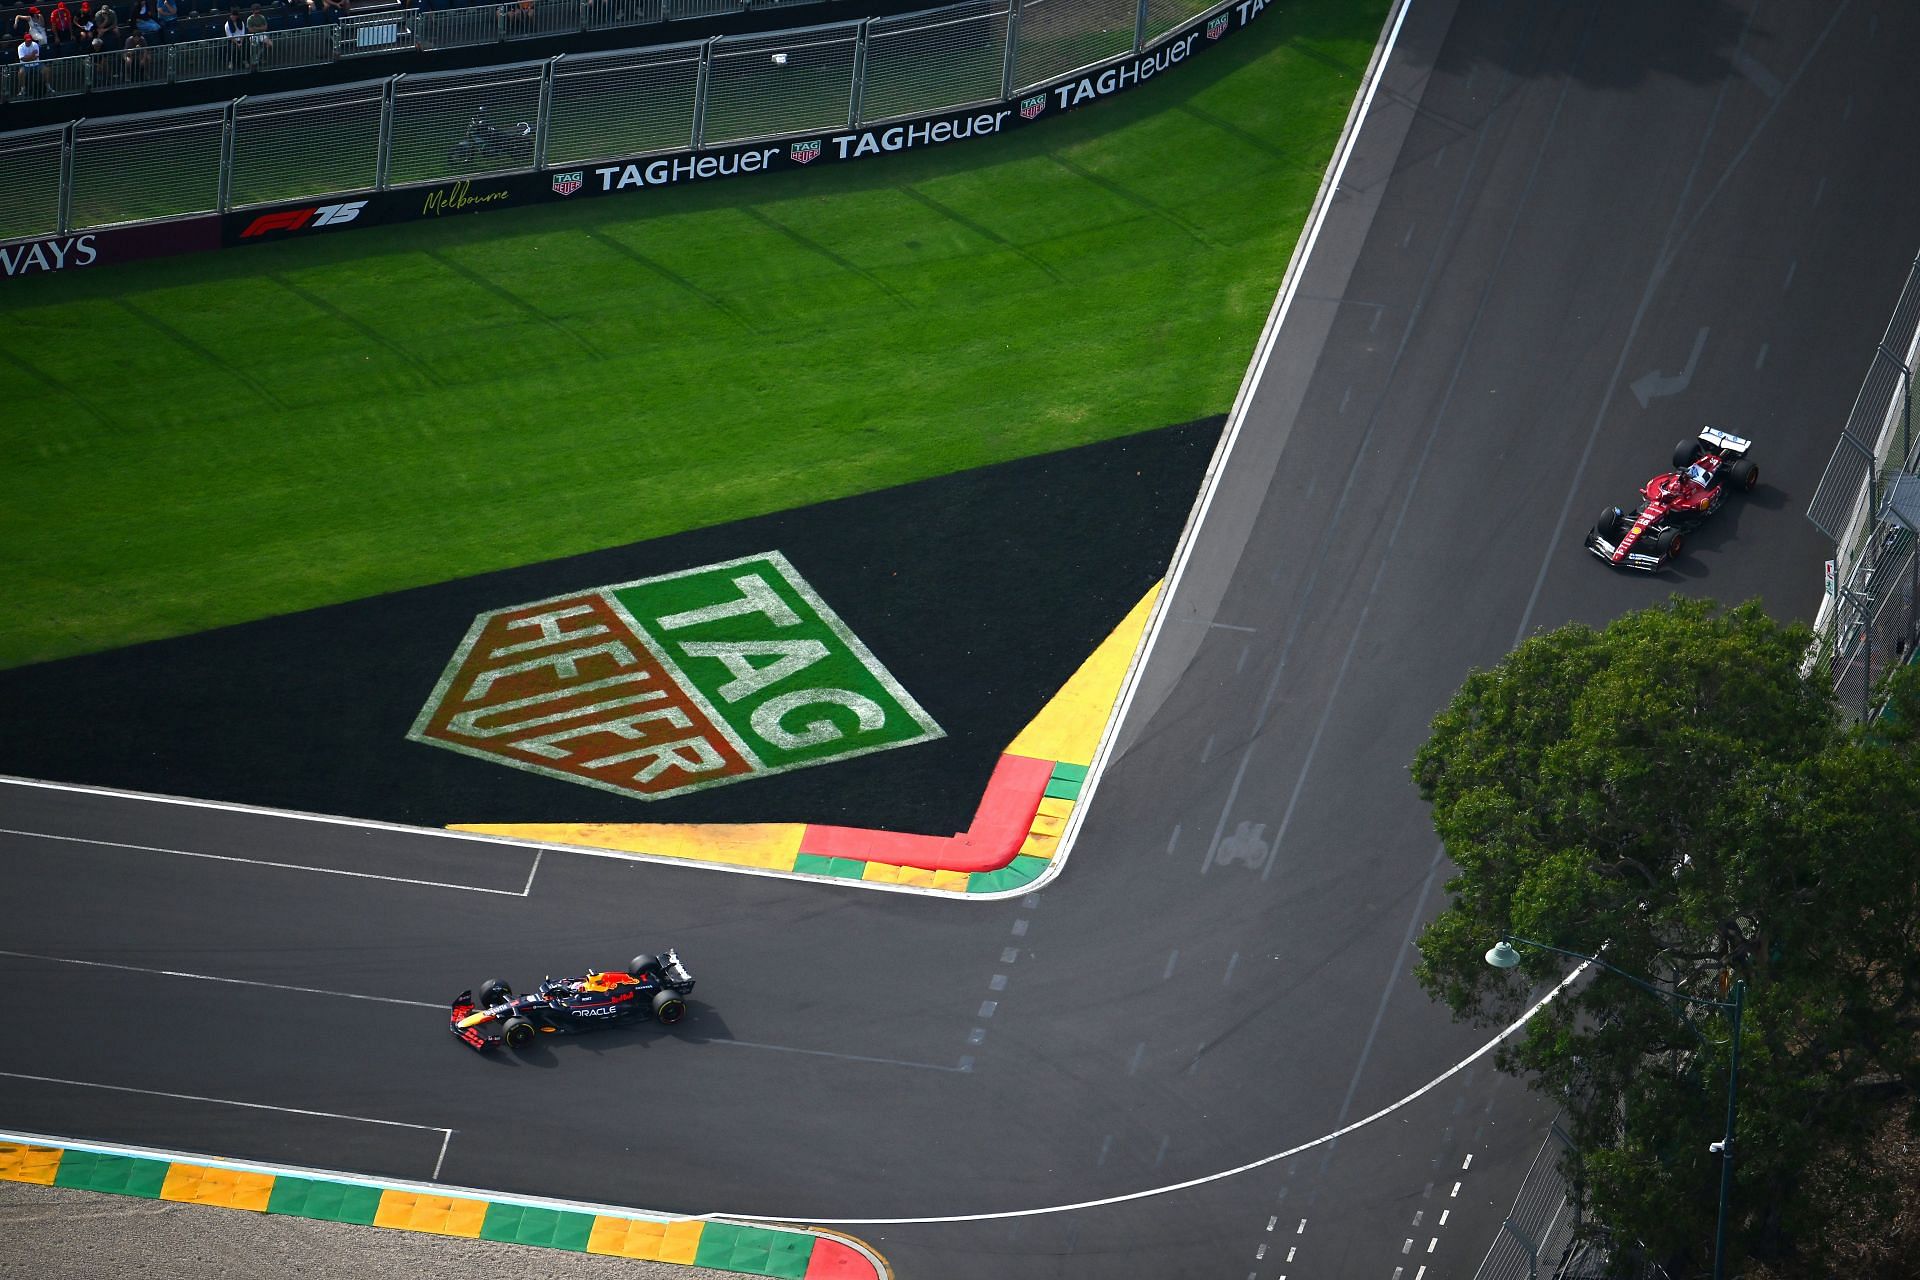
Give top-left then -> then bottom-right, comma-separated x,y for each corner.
1413,597 -> 1920,1276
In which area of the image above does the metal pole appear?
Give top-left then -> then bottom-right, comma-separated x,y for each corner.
218,98 -> 239,213
58,120 -> 77,235
376,77 -> 397,191
1132,0 -> 1148,53
847,19 -> 868,129
1711,980 -> 1744,1280
690,36 -> 714,149
1000,0 -> 1020,100
534,56 -> 557,169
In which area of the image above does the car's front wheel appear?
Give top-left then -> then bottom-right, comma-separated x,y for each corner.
502,1016 -> 537,1049
651,989 -> 687,1025
478,979 -> 512,1007
1651,526 -> 1684,560
1595,505 -> 1625,538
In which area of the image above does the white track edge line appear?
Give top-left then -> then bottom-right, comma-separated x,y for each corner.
1028,0 -> 1418,900
734,959 -> 1586,1225
0,1072 -> 449,1134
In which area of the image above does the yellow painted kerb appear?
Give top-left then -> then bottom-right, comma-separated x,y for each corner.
1006,582 -> 1160,767
0,1143 -> 61,1185
449,822 -> 806,870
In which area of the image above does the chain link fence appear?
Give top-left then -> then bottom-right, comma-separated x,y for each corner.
1807,251 -> 1920,721
1,0 -> 1221,234
0,0 -> 822,103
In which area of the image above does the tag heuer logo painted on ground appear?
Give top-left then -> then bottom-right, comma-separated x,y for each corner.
790,140 -> 822,164
551,171 -> 584,196
1205,13 -> 1229,38
409,552 -> 943,801
1019,95 -> 1047,120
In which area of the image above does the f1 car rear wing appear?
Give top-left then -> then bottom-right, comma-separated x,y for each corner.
1699,426 -> 1752,455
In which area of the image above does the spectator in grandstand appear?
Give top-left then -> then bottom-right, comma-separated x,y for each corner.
93,0 -> 114,37
13,5 -> 46,44
321,0 -> 344,22
130,0 -> 156,34
121,21 -> 149,74
152,0 -> 174,38
45,0 -> 72,49
243,0 -> 267,61
280,0 -> 307,27
13,24 -> 43,85
74,1 -> 94,43
221,3 -> 243,58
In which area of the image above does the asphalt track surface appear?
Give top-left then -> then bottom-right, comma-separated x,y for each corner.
5,1 -> 1920,1277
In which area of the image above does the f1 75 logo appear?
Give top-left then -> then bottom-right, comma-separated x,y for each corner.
240,201 -> 369,238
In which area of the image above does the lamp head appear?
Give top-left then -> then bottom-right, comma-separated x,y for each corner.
1485,940 -> 1523,969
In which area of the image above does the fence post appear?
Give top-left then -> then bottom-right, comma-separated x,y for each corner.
376,76 -> 397,190
58,120 -> 78,235
497,2 -> 508,42
218,97 -> 239,213
847,18 -> 868,128
691,36 -> 714,149
1000,0 -> 1020,98
1133,0 -> 1148,52
329,22 -> 342,63
534,57 -> 557,168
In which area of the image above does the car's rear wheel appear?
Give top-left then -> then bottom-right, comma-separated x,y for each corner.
1727,457 -> 1758,491
502,1016 -> 536,1049
628,953 -> 657,978
1651,526 -> 1684,559
651,989 -> 687,1025
478,979 -> 512,1007
1673,438 -> 1704,470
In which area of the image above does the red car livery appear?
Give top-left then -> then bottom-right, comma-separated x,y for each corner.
1587,428 -> 1759,571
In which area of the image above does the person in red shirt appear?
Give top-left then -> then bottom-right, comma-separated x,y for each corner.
46,0 -> 73,50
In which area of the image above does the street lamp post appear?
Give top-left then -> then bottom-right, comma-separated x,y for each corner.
1485,936 -> 1745,1280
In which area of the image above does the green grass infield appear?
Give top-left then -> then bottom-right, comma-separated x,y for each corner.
0,0 -> 1387,671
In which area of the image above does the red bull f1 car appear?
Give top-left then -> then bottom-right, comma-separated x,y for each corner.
1587,428 -> 1759,571
450,949 -> 695,1052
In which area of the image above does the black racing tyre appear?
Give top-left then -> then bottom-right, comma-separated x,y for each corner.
478,979 -> 512,1007
1651,526 -> 1684,559
1595,505 -> 1624,538
1727,457 -> 1759,491
502,1016 -> 536,1049
628,953 -> 657,977
650,989 -> 687,1025
1673,438 -> 1704,470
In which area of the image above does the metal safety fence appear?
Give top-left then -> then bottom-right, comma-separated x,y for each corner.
0,0 -> 1221,242
0,0 -> 831,103
1807,250 -> 1920,721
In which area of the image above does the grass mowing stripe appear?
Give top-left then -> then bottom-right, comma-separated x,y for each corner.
422,248 -> 611,361
739,205 -> 917,311
582,226 -> 761,332
898,185 -> 1066,283
0,0 -> 1391,671
270,273 -> 450,390
112,295 -> 287,411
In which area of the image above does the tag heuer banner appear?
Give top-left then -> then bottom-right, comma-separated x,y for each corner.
220,0 -> 1269,248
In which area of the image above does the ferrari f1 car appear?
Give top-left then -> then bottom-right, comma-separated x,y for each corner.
450,949 -> 695,1052
1587,427 -> 1759,571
